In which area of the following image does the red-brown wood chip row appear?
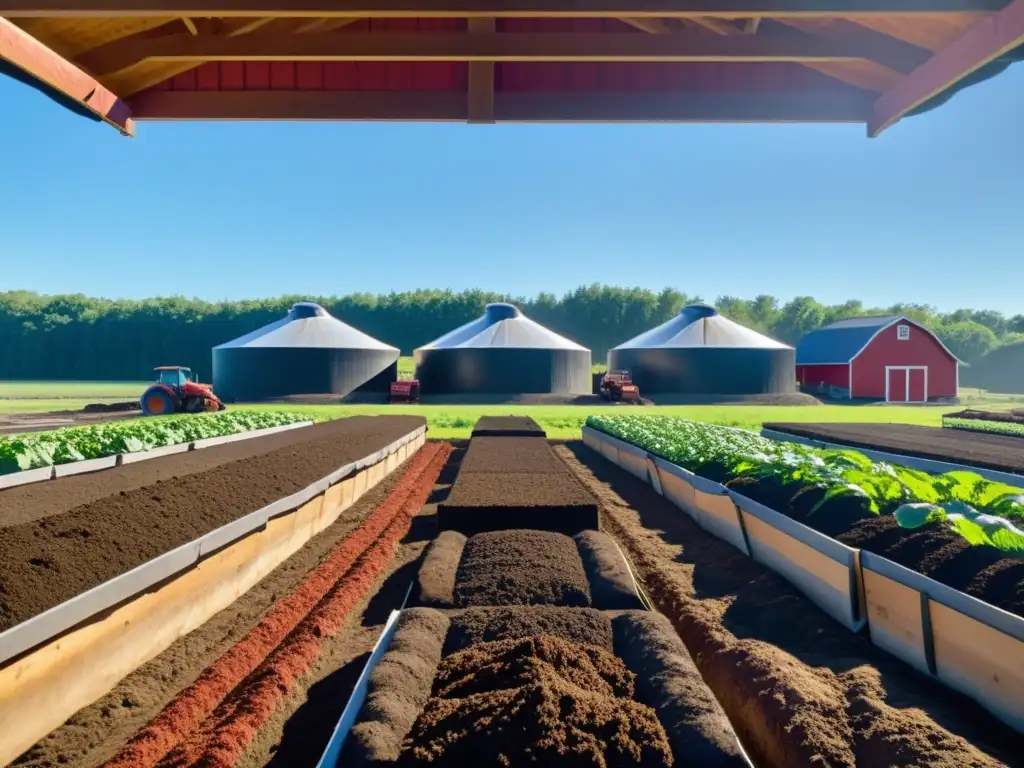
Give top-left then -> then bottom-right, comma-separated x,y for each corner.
104,441 -> 451,768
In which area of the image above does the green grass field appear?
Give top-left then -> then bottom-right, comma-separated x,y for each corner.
1,379 -> 1018,438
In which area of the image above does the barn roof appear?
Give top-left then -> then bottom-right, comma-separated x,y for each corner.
1,0 -> 1022,136
796,315 -> 962,364
417,302 -> 587,351
214,301 -> 398,350
614,303 -> 791,350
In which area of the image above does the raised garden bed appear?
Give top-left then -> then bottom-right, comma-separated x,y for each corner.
0,415 -> 425,632
340,606 -> 748,766
459,436 -> 568,474
558,444 -> 1021,768
470,415 -> 546,438
764,421 -> 1024,476
413,529 -> 644,610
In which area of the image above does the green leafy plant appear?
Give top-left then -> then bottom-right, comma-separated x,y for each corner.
586,415 -> 1024,554
0,410 -> 312,476
943,417 -> 1024,439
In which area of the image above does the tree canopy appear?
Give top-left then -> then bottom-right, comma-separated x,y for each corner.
0,286 -> 1019,382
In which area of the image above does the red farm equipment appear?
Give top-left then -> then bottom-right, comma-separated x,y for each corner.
140,366 -> 226,416
599,370 -> 641,403
389,379 -> 421,404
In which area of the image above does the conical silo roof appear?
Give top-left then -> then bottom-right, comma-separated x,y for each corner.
418,303 -> 588,351
614,304 -> 791,350
214,302 -> 398,351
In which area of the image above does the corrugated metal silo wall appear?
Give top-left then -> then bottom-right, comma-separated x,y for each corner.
413,348 -> 591,394
608,348 -> 796,394
213,347 -> 399,401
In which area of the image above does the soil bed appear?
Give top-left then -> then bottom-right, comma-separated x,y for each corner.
724,473 -> 1024,618
414,529 -> 643,610
459,436 -> 567,474
0,415 -> 424,632
764,421 -> 1024,475
470,415 -> 546,438
946,409 -> 1024,425
557,443 -> 1024,768
10,449 -> 417,768
438,471 -> 599,536
343,606 -> 744,767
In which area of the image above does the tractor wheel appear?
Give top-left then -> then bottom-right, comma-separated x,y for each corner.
141,387 -> 176,416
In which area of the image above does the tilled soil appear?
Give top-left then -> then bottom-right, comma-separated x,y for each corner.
764,421 -> 1024,475
438,472 -> 599,536
401,634 -> 674,767
345,606 -> 744,767
235,443 -> 468,768
470,415 -> 546,437
0,415 -> 425,631
556,443 -> 1024,768
459,436 -> 568,474
415,529 -> 643,610
11,447 -> 414,768
947,409 -> 1024,425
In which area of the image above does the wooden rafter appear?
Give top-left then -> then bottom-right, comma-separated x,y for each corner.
128,88 -> 873,122
79,28 -> 920,77
180,15 -> 198,34
619,18 -> 672,34
869,0 -> 1024,135
0,16 -> 132,132
467,16 -> 494,122
0,0 -> 1003,19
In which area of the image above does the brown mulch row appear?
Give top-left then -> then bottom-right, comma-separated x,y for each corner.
343,607 -> 746,767
459,436 -> 570,474
946,409 -> 1024,425
103,442 -> 450,768
555,444 -> 1024,768
414,529 -> 644,610
764,421 -> 1024,475
470,415 -> 546,437
0,415 -> 425,632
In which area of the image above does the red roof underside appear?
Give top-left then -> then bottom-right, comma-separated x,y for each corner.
144,18 -> 869,96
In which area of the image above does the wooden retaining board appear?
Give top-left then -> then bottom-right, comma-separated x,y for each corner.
0,428 -> 426,768
584,425 -> 1024,734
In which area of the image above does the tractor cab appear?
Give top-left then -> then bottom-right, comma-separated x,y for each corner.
156,366 -> 192,389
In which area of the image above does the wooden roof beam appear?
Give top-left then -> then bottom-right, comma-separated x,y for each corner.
80,28 -> 913,76
620,18 -> 673,34
0,0 -> 1003,19
128,88 -> 873,123
869,0 -> 1024,135
467,17 -> 494,122
0,17 -> 132,133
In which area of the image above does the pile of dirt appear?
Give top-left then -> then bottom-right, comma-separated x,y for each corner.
401,634 -> 674,767
82,401 -> 140,413
415,529 -> 644,610
470,415 -> 546,438
763,421 -> 1024,475
452,530 -> 590,607
0,415 -> 425,631
945,409 -> 1024,425
444,606 -> 615,656
558,444 -> 1022,768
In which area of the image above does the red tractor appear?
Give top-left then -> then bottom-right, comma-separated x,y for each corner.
140,366 -> 226,416
599,370 -> 641,403
389,379 -> 421,404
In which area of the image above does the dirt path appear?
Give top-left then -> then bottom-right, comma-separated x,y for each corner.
555,443 -> 1024,768
235,441 -> 466,768
12,454 -> 413,768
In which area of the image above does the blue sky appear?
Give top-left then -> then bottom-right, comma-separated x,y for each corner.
1,66 -> 1021,315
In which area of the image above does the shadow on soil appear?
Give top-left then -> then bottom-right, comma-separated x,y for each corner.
562,442 -> 1024,763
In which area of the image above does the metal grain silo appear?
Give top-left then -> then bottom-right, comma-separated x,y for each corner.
608,304 -> 795,395
414,303 -> 591,395
213,302 -> 399,402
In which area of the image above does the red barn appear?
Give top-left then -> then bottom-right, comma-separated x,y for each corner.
796,316 -> 960,403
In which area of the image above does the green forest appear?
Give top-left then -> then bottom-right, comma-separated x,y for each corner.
1,286 -> 1021,384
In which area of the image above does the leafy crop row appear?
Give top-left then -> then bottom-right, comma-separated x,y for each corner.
0,411 -> 312,475
586,415 -> 1024,555
943,417 -> 1024,439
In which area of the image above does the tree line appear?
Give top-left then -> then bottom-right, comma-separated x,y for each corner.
1,286 -> 1021,382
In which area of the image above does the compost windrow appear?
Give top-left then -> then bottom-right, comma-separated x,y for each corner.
0,415 -> 425,632
470,415 -> 546,438
763,421 -> 1024,475
557,444 -> 1022,768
